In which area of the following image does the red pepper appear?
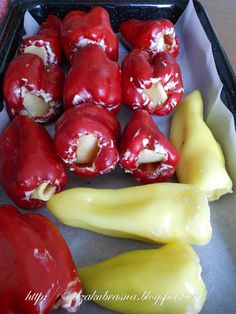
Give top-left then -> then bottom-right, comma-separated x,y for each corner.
3,53 -> 64,123
18,15 -> 62,65
120,19 -> 179,58
0,204 -> 82,314
0,116 -> 67,210
54,103 -> 120,178
0,0 -> 8,23
62,6 -> 118,61
121,49 -> 184,116
63,45 -> 122,114
119,110 -> 179,183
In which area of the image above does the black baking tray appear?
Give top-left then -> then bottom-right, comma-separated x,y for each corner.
0,0 -> 235,118
0,2 -> 236,314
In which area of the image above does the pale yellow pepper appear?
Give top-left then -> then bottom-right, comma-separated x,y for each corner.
47,183 -> 212,245
78,242 -> 207,314
170,90 -> 233,201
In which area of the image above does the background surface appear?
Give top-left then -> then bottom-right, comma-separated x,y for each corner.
203,0 -> 236,72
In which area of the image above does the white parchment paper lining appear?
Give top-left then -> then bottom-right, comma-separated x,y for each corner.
0,1 -> 236,313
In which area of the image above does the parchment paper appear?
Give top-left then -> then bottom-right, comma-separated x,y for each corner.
0,1 -> 236,313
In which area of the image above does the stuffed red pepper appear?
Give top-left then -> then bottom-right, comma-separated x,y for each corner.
121,49 -> 184,116
18,15 -> 62,65
63,45 -> 122,114
62,6 -> 118,61
54,103 -> 120,177
120,19 -> 179,57
0,116 -> 67,210
0,204 -> 82,314
119,110 -> 179,183
3,53 -> 64,122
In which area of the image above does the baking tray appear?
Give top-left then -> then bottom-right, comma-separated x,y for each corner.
0,1 -> 236,314
0,0 -> 235,117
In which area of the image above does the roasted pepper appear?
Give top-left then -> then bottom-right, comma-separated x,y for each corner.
63,45 -> 122,114
170,90 -> 233,201
0,204 -> 82,314
0,116 -> 67,210
78,242 -> 206,314
47,183 -> 212,245
120,18 -> 179,57
18,15 -> 62,65
121,49 -> 184,116
62,6 -> 118,61
3,53 -> 64,122
54,103 -> 120,177
120,110 -> 179,183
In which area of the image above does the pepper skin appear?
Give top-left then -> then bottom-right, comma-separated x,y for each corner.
63,45 -> 122,114
78,242 -> 206,314
0,204 -> 82,314
170,90 -> 233,201
62,6 -> 118,61
18,15 -> 62,65
120,19 -> 179,58
0,116 -> 67,210
47,183 -> 212,245
121,49 -> 184,116
3,53 -> 64,123
54,103 -> 120,177
120,110 -> 179,183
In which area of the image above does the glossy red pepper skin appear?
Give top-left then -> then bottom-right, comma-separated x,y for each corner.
54,103 -> 120,177
3,53 -> 64,123
0,204 -> 82,314
121,49 -> 184,116
63,45 -> 122,114
119,110 -> 179,183
120,19 -> 179,58
18,15 -> 62,65
0,116 -> 67,210
62,6 -> 118,62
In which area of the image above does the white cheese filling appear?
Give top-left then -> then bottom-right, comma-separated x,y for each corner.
137,143 -> 168,166
75,37 -> 106,52
31,182 -> 56,201
149,28 -> 176,54
76,134 -> 100,164
23,92 -> 50,117
143,82 -> 168,109
24,45 -> 48,65
22,40 -> 57,65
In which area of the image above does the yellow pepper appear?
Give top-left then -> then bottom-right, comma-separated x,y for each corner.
78,242 -> 206,314
47,183 -> 212,245
170,90 -> 233,201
